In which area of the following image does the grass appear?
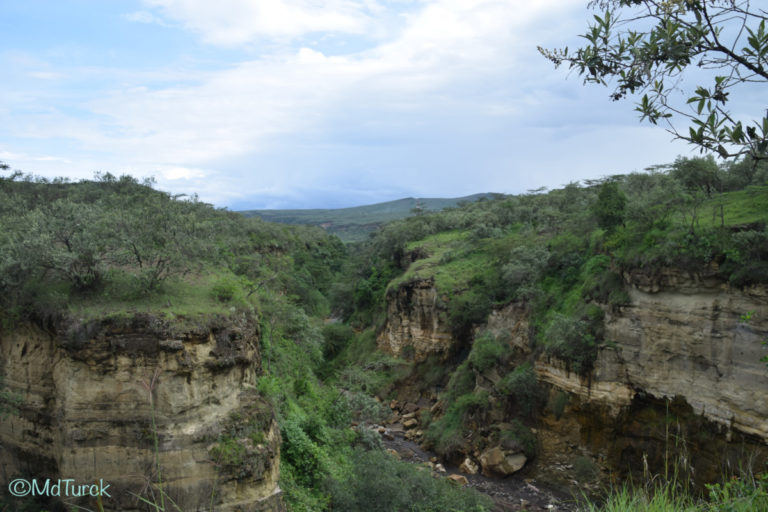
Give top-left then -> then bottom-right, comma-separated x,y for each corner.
387,230 -> 493,295
63,269 -> 252,321
584,472 -> 768,512
697,185 -> 768,228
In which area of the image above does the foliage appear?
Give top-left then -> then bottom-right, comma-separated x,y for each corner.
584,470 -> 768,511
540,0 -> 768,160
498,419 -> 537,458
592,181 -> 627,231
543,308 -> 604,374
425,391 -> 490,457
326,448 -> 492,512
499,363 -> 542,418
467,331 -> 510,373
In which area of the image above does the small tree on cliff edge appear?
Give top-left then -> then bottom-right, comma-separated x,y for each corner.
539,0 -> 768,161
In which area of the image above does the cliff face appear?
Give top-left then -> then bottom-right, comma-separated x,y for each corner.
534,268 -> 768,483
377,279 -> 454,362
381,269 -> 768,481
0,313 -> 284,512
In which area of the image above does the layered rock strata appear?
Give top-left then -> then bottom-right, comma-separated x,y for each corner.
0,313 -> 284,512
378,279 -> 453,362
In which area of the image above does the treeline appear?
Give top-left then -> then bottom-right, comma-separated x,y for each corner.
0,168 -> 346,322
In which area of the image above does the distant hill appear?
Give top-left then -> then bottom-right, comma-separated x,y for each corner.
239,193 -> 497,242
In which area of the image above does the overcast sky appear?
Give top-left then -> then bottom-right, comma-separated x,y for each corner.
0,0 -> 728,209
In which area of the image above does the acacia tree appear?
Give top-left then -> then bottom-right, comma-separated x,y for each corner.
540,0 -> 768,160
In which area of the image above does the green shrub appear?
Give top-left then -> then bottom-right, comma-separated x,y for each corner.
322,323 -> 355,359
549,391 -> 569,420
468,331 -> 509,373
211,275 -> 239,302
499,419 -> 536,458
280,419 -> 328,488
499,363 -> 541,417
426,392 -> 489,457
573,455 -> 599,482
327,448 -> 492,512
544,313 -> 597,374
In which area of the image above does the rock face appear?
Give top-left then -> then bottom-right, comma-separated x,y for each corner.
0,313 -> 284,512
378,279 -> 453,362
382,270 -> 768,483
533,269 -> 768,483
536,268 -> 768,430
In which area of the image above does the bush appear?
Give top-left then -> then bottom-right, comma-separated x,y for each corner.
468,331 -> 509,373
327,448 -> 492,512
548,391 -> 569,420
499,419 -> 537,458
280,419 -> 328,488
211,275 -> 239,302
499,363 -> 541,417
426,392 -> 490,457
544,305 -> 604,374
573,455 -> 599,482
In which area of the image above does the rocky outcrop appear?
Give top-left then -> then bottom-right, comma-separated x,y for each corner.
0,312 -> 284,512
382,268 -> 768,484
378,279 -> 453,361
535,268 -> 768,437
531,268 -> 768,484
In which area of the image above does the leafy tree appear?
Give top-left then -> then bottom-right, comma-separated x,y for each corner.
592,181 -> 627,231
540,0 -> 768,160
670,155 -> 723,197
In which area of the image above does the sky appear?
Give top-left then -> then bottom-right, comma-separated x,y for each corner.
0,0 -> 742,209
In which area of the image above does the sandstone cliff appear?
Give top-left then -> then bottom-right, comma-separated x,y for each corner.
378,278 -> 453,362
0,312 -> 284,511
381,269 -> 768,483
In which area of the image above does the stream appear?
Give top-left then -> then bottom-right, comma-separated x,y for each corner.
378,426 -> 580,511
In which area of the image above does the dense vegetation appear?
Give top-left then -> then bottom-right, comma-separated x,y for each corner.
1,154 -> 767,511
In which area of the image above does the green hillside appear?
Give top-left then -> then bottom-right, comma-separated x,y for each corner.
239,193 -> 495,242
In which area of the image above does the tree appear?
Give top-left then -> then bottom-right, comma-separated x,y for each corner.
670,155 -> 722,196
591,181 -> 627,231
539,1 -> 768,160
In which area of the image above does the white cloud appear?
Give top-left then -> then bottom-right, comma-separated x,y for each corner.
27,71 -> 63,80
142,0 -> 377,44
160,166 -> 208,180
122,10 -> 168,25
8,0 -> 697,208
83,0 -> 585,166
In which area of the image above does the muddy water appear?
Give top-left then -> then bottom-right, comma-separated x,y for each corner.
379,428 -> 579,511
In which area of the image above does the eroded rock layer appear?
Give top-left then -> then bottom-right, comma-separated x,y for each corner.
0,313 -> 284,512
378,279 -> 453,362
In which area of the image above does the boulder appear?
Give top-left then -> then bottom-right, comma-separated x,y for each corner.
459,457 -> 479,475
479,446 -> 527,476
386,449 -> 401,460
447,474 -> 469,486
